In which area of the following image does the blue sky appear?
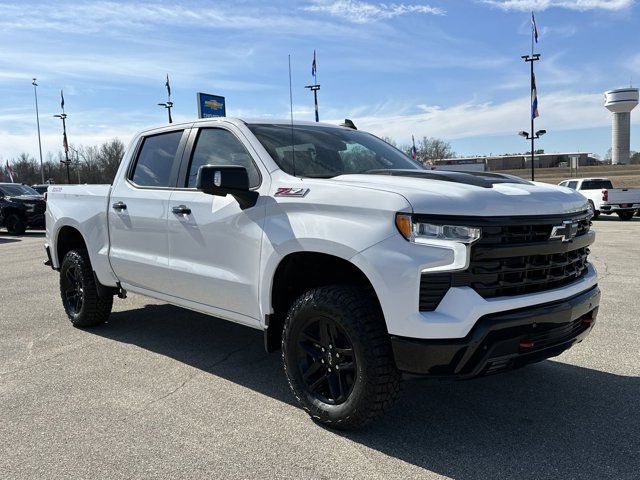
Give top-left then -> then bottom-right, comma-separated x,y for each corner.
1,0 -> 639,161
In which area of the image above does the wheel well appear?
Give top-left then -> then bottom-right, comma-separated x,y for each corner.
266,252 -> 381,352
2,207 -> 26,223
56,226 -> 87,264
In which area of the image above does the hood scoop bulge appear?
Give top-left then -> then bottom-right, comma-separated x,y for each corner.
365,169 -> 532,189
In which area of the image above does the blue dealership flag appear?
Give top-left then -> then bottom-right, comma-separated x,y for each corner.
312,50 -> 317,79
531,72 -> 539,119
532,11 -> 539,43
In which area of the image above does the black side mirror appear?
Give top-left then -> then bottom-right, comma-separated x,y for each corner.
196,165 -> 259,210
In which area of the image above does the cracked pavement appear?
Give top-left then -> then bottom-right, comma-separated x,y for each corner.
1,217 -> 639,479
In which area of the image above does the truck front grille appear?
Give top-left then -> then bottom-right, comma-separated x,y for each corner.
418,212 -> 593,311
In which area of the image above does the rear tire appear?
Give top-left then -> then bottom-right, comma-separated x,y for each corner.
5,214 -> 26,235
282,286 -> 401,430
588,201 -> 599,219
617,211 -> 634,221
60,249 -> 113,328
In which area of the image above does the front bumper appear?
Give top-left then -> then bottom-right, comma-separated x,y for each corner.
391,285 -> 600,378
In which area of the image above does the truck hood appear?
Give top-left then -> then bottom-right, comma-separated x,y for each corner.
329,172 -> 588,216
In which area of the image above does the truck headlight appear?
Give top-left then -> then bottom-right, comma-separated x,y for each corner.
395,213 -> 481,244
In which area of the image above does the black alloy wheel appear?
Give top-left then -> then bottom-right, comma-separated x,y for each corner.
296,316 -> 357,405
62,264 -> 85,316
282,286 -> 401,429
59,249 -> 113,327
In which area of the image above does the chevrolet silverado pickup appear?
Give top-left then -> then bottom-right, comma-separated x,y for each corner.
45,118 -> 600,429
559,177 -> 640,220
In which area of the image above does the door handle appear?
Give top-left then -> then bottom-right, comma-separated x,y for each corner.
172,205 -> 191,215
112,201 -> 127,211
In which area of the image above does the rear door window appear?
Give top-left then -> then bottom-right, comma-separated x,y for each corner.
566,181 -> 578,190
131,131 -> 184,187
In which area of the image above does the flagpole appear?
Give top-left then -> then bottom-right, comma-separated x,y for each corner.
521,12 -> 541,181
32,79 -> 45,184
305,50 -> 320,122
54,90 -> 72,184
159,74 -> 173,123
530,12 -> 535,180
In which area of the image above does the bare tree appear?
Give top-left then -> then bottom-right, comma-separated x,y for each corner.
407,137 -> 455,165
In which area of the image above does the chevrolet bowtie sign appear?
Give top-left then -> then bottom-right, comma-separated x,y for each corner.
550,220 -> 579,242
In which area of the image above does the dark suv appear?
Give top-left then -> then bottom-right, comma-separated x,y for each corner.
0,183 -> 46,234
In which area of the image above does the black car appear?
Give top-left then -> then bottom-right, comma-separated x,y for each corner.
0,183 -> 46,234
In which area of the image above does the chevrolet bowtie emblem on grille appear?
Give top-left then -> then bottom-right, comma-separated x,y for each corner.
550,220 -> 579,242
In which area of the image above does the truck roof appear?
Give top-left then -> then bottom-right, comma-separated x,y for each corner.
137,117 -> 347,136
562,178 -> 611,182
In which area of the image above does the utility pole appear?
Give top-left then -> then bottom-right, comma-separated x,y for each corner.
54,90 -> 71,184
32,78 -> 45,184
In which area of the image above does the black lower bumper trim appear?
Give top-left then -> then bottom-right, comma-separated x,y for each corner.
391,286 -> 600,378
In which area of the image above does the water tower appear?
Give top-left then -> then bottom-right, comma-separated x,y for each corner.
604,87 -> 639,164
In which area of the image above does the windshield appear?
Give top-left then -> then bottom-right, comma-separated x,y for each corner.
0,184 -> 41,196
247,124 -> 423,178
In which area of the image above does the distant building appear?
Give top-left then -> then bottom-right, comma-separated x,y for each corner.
433,152 -> 597,172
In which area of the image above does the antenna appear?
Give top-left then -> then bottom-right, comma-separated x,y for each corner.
288,54 -> 296,177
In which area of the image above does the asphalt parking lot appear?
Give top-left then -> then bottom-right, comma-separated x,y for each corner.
1,217 -> 639,479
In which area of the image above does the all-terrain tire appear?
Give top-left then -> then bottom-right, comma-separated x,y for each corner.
60,249 -> 113,328
588,201 -> 599,220
282,286 -> 401,430
5,214 -> 26,235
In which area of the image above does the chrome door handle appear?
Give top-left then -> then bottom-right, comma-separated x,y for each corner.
172,205 -> 191,215
112,201 -> 127,211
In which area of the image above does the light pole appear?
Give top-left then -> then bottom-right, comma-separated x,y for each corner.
32,78 -> 45,184
518,129 -> 546,180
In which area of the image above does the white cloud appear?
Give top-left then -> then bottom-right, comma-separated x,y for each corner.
482,0 -> 634,11
303,0 -> 444,23
0,2 -> 347,36
327,90 -> 619,145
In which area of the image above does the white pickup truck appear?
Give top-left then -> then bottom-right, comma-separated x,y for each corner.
45,118 -> 600,429
559,177 -> 640,220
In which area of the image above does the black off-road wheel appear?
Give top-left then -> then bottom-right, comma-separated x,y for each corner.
5,214 -> 26,235
617,211 -> 634,221
60,249 -> 113,328
282,286 -> 401,430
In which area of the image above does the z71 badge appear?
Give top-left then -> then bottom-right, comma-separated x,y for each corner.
275,187 -> 310,197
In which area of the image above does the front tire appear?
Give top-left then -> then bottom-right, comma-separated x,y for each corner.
5,214 -> 26,235
60,249 -> 113,328
282,286 -> 401,430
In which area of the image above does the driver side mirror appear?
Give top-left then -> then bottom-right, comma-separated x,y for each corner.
196,165 -> 259,210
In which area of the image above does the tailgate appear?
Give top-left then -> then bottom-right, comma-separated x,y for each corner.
607,188 -> 640,205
